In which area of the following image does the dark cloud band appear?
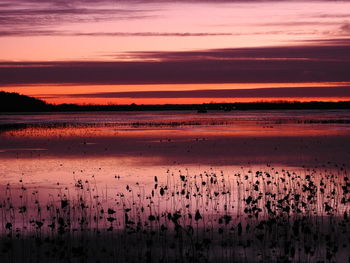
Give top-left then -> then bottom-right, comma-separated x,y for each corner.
1,42 -> 350,85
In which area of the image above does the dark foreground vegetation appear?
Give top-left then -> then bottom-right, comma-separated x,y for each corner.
1,165 -> 349,262
1,91 -> 350,112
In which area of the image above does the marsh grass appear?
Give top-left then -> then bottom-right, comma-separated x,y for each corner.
1,165 -> 350,262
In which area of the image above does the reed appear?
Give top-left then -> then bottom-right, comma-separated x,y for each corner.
1,164 -> 349,262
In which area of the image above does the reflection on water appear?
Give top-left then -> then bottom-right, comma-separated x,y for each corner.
1,109 -> 350,125
0,109 -> 350,222
0,110 -> 350,203
1,163 -> 349,262
1,110 -> 350,262
1,110 -> 350,186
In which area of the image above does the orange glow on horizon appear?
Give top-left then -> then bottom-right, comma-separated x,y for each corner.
41,97 -> 350,105
2,82 -> 350,94
1,82 -> 350,105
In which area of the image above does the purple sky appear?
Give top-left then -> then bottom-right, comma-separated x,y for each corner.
1,0 -> 350,104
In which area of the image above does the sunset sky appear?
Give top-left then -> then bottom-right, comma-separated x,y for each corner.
1,0 -> 350,104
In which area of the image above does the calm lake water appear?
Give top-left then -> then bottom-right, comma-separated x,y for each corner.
1,110 -> 350,262
0,109 -> 349,207
1,110 -> 350,190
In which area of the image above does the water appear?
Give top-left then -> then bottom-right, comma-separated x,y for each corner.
1,109 -> 350,125
1,110 -> 350,188
1,110 -> 350,262
0,109 -> 348,210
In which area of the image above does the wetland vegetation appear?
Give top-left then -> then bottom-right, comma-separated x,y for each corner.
1,165 -> 349,262
1,109 -> 350,262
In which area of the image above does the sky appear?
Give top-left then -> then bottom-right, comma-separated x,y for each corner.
1,0 -> 350,105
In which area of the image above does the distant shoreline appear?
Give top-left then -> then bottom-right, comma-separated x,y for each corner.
2,101 -> 350,113
45,101 -> 350,112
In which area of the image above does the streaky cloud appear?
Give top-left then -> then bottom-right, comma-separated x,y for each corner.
1,42 -> 350,85
0,29 -> 318,38
122,41 -> 350,61
0,2 -> 156,29
0,30 -> 235,37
